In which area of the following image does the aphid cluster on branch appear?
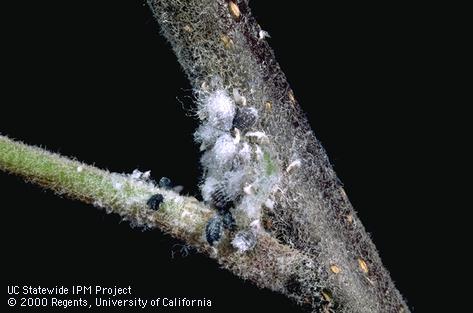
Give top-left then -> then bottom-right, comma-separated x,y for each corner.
196,86 -> 274,250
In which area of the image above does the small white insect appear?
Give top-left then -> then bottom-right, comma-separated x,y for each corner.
201,176 -> 219,203
194,124 -> 225,151
232,230 -> 257,252
264,198 -> 275,210
258,29 -> 270,40
245,131 -> 268,144
232,88 -> 247,106
212,134 -> 238,166
250,219 -> 262,232
202,90 -> 236,131
76,166 -> 83,173
112,181 -> 123,190
243,184 -> 253,195
233,128 -> 241,144
130,169 -> 142,180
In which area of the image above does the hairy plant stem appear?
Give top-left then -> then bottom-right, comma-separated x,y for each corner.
0,1 -> 410,311
146,1 -> 409,312
0,135 -> 315,307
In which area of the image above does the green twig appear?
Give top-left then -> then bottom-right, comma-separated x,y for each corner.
0,135 -> 318,309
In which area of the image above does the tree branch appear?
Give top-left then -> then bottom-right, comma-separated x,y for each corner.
0,135 -> 315,308
1,0 -> 410,312
146,1 -> 409,312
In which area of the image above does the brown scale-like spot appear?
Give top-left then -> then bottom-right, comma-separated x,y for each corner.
358,258 -> 369,274
183,25 -> 192,32
330,264 -> 341,274
220,34 -> 234,49
264,100 -> 272,111
228,1 -> 240,20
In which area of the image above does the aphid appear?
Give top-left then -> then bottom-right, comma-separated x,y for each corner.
233,127 -> 241,144
158,177 -> 172,189
211,134 -> 238,167
264,198 -> 275,210
211,182 -> 234,211
233,107 -> 258,131
258,29 -> 270,40
221,210 -> 236,231
231,230 -> 256,252
131,169 -> 142,180
243,184 -> 253,195
205,215 -> 223,246
147,193 -> 164,211
232,88 -> 247,106
250,219 -> 262,232
203,90 -> 236,131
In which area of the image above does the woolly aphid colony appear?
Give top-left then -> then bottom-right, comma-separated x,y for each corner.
142,0 -> 411,311
194,81 -> 281,252
0,0 -> 411,310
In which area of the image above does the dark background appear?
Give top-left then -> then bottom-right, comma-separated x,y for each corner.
1,1 -> 438,312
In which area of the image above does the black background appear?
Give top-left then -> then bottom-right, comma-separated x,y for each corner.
1,1 -> 438,312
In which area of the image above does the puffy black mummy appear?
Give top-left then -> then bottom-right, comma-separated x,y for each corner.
205,215 -> 223,246
158,177 -> 172,189
221,210 -> 236,231
147,193 -> 164,211
232,107 -> 258,132
210,181 -> 237,212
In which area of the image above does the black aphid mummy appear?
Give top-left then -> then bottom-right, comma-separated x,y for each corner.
221,210 -> 236,231
147,193 -> 164,210
211,182 -> 235,211
158,177 -> 172,189
232,107 -> 258,131
205,215 -> 223,246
